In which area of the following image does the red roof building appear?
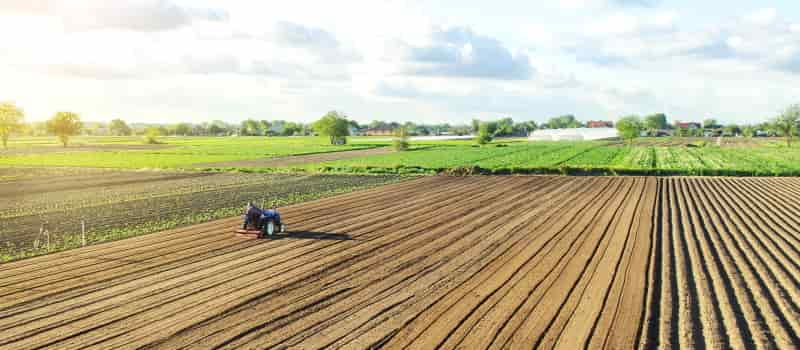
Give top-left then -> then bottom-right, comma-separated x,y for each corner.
675,122 -> 701,129
586,120 -> 614,128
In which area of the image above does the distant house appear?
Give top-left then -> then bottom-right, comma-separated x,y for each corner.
364,127 -> 395,136
348,127 -> 363,136
586,120 -> 613,128
675,121 -> 702,129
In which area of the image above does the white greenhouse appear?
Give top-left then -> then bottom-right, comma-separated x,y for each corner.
528,128 -> 619,141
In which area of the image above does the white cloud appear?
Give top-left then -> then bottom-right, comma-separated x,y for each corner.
745,8 -> 777,26
558,0 -> 660,10
249,61 -> 351,82
399,26 -> 533,80
568,8 -> 800,77
613,0 -> 659,7
0,0 -> 228,32
182,55 -> 240,75
272,21 -> 361,63
0,1 -> 798,125
584,11 -> 677,36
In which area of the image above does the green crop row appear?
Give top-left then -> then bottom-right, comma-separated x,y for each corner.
283,141 -> 800,176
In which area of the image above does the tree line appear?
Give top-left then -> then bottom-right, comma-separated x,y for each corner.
2,100 -> 799,148
615,104 -> 800,146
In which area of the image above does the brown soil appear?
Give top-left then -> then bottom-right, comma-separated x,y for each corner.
1,176 -> 798,349
195,147 -> 393,168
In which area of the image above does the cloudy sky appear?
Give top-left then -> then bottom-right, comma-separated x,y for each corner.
0,0 -> 798,125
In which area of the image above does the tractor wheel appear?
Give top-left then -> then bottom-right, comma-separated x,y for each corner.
263,221 -> 275,237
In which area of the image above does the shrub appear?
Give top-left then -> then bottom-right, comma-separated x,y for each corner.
143,127 -> 163,144
393,127 -> 410,151
476,123 -> 494,145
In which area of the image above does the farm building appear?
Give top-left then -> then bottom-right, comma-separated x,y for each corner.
675,121 -> 702,129
586,120 -> 614,128
528,127 -> 618,141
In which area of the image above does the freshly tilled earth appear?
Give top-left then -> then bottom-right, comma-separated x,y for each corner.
1,176 -> 798,349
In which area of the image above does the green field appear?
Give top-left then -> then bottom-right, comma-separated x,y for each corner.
295,138 -> 800,176
2,136 -> 800,176
0,136 -> 381,168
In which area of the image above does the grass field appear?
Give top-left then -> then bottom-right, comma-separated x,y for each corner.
0,136 -> 381,168
2,136 -> 800,176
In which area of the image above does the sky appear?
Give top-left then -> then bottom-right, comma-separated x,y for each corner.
0,0 -> 799,126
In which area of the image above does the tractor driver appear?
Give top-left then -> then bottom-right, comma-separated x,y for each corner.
243,202 -> 263,229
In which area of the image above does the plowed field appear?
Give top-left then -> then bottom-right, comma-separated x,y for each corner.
1,176 -> 798,349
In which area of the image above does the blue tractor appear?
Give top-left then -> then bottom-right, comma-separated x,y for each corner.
237,202 -> 286,238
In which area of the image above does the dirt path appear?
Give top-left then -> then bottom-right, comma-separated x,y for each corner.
194,147 -> 393,168
1,176 -> 799,349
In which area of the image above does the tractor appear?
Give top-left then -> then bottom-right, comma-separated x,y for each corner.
236,203 -> 286,238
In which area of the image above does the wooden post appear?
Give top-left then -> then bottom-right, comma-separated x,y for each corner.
35,224 -> 43,250
82,220 -> 86,247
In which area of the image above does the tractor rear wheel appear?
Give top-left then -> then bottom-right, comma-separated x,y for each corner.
263,221 -> 275,237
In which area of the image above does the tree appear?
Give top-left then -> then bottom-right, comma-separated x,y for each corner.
494,117 -> 514,136
546,114 -> 580,129
313,111 -> 351,145
513,121 -> 537,136
143,126 -> 162,144
742,125 -> 755,137
450,125 -> 471,136
393,127 -> 410,151
208,120 -> 229,135
471,119 -> 480,134
616,115 -> 643,145
703,118 -> 718,130
773,104 -> 800,147
0,102 -> 25,149
282,122 -> 303,136
476,122 -> 495,145
241,119 -> 261,136
259,120 -> 271,134
174,123 -> 192,136
109,118 -> 132,136
644,113 -> 667,136
47,112 -> 82,147
723,124 -> 741,136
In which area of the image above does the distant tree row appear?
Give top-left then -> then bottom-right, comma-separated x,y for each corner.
615,104 -> 800,147
3,101 -> 799,148
471,118 -> 539,144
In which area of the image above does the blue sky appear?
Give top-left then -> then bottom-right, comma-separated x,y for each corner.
0,0 -> 798,126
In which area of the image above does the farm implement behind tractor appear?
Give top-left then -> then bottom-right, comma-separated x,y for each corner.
235,203 -> 286,238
